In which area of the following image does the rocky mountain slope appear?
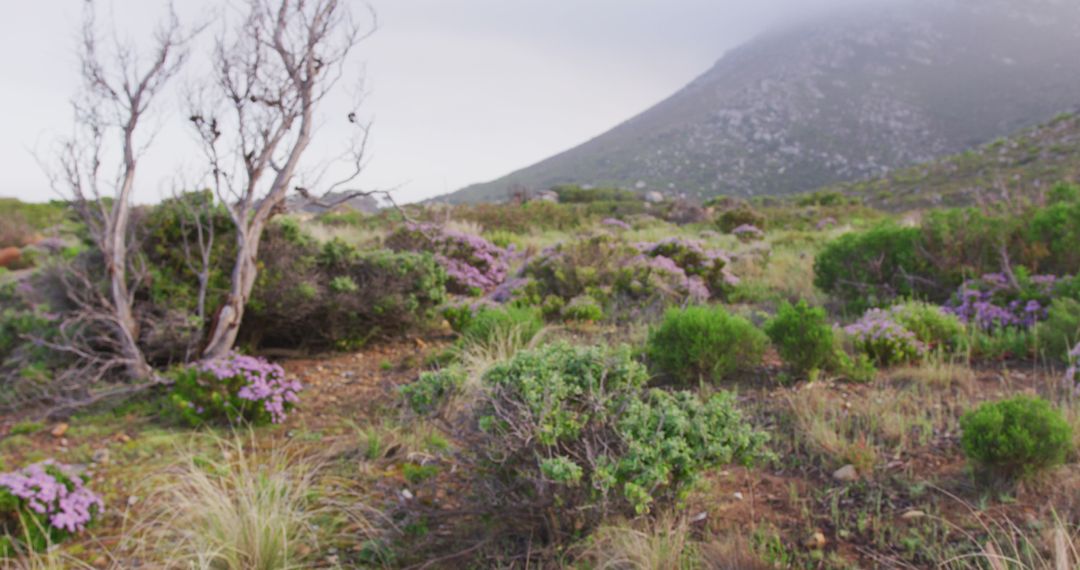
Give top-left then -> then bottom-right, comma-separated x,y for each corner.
444,0 -> 1080,203
828,109 -> 1080,211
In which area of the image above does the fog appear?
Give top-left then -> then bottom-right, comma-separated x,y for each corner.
0,0 -> 876,204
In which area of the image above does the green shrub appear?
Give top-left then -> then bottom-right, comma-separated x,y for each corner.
765,301 -> 837,378
561,295 -> 604,322
1035,298 -> 1080,361
814,223 -> 933,313
472,343 -> 767,537
646,306 -> 766,384
400,368 -> 465,416
459,305 -> 543,347
717,207 -> 766,233
245,228 -> 447,350
888,301 -> 965,351
960,396 -> 1072,479
843,309 -> 926,366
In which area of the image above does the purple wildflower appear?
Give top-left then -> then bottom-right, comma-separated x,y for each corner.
601,218 -> 631,231
0,461 -> 103,534
198,353 -> 302,424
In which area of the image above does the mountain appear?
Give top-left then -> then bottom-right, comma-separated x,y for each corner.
828,109 -> 1080,211
443,0 -> 1080,204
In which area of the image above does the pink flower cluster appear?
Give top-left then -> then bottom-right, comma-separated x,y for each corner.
393,223 -> 509,294
732,224 -> 764,238
0,461 -> 103,533
943,273 -> 1055,330
601,218 -> 632,231
199,353 -> 302,423
635,238 -> 739,295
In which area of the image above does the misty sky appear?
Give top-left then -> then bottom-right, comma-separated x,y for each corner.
0,0 -> 857,205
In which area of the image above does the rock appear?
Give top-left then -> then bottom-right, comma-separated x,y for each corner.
690,511 -> 708,523
832,464 -> 858,482
645,191 -> 665,203
127,495 -> 139,507
114,433 -> 131,443
901,510 -> 926,520
733,492 -> 744,501
804,530 -> 827,550
51,423 -> 69,438
401,488 -> 414,500
91,448 -> 110,465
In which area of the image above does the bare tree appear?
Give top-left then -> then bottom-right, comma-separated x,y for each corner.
48,2 -> 191,382
191,0 -> 376,359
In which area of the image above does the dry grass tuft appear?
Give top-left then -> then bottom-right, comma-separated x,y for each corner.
581,516 -> 765,570
127,434 -> 332,570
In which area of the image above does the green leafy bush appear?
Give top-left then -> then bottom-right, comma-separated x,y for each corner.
814,223 -> 933,312
1036,298 -> 1080,361
717,207 -> 766,233
561,294 -> 604,322
888,301 -> 965,351
471,343 -> 767,538
400,368 -> 464,415
960,396 -> 1072,479
765,301 -> 837,378
646,306 -> 766,384
245,230 -> 447,350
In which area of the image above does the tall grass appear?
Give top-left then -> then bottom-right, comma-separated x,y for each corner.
133,434 -> 327,570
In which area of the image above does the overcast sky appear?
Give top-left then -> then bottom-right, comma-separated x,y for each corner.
0,0 -> 856,204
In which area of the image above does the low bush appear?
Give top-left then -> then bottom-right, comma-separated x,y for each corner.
888,301 -> 965,351
960,396 -> 1072,480
524,235 -> 712,318
844,309 -> 926,366
943,271 -> 1055,331
169,352 -> 302,426
246,232 -> 447,350
765,301 -> 837,378
561,294 -> 604,322
1036,298 -> 1080,361
647,306 -> 766,384
385,223 -> 508,295
470,343 -> 767,539
0,460 -> 103,555
400,368 -> 464,416
636,238 -> 737,298
717,207 -> 766,233
814,223 -> 934,313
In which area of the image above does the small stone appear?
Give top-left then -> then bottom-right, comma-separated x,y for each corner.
901,510 -> 926,520
832,464 -> 858,482
733,492 -> 744,501
91,448 -> 110,465
804,531 -> 827,550
51,423 -> 69,438
127,495 -> 139,507
690,511 -> 708,523
401,488 -> 414,500
114,433 -> 131,443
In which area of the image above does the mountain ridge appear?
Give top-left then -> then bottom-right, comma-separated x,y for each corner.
441,0 -> 1080,204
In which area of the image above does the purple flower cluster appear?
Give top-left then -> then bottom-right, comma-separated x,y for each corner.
816,217 -> 838,231
601,218 -> 632,231
943,273 -> 1055,330
0,461 -> 103,533
844,309 -> 927,364
199,353 -> 302,423
731,224 -> 765,241
635,238 -> 739,296
391,223 -> 509,295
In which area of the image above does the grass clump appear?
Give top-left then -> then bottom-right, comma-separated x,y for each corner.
647,306 -> 766,385
960,395 -> 1072,480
